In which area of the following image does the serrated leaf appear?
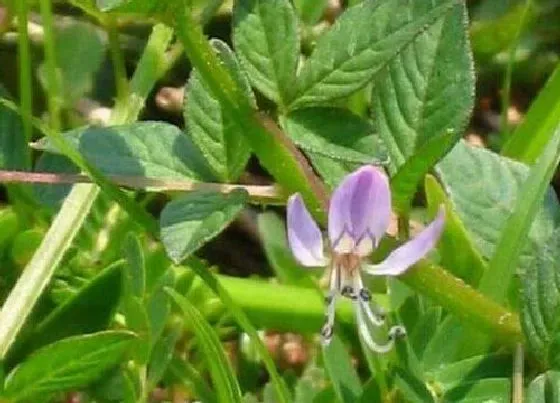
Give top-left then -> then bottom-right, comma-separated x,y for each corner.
233,0 -> 299,106
160,189 -> 247,264
372,1 -> 474,171
526,371 -> 560,403
436,141 -> 560,271
322,336 -> 362,403
3,331 -> 136,401
425,175 -> 486,285
289,0 -> 460,109
38,22 -> 105,104
281,107 -> 388,164
522,228 -> 560,367
186,39 -> 252,182
167,289 -> 243,403
37,121 -> 214,181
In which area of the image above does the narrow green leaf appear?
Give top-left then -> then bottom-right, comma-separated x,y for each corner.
3,331 -> 136,401
502,62 -> 560,164
233,0 -> 299,106
167,289 -> 243,403
169,356 -> 217,403
37,22 -> 105,104
290,0 -> 460,109
160,189 -> 247,264
185,39 -> 252,182
123,234 -> 146,299
521,227 -> 560,367
393,368 -> 435,403
436,141 -> 560,276
322,336 -> 362,403
36,121 -> 214,181
147,325 -> 182,388
424,175 -> 486,285
372,1 -> 474,171
14,261 -> 123,360
480,124 -> 560,302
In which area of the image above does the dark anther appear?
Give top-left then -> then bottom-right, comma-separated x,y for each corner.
359,288 -> 371,302
389,326 -> 407,340
341,286 -> 357,299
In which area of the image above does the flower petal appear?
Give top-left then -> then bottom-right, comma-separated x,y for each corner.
328,166 -> 391,251
287,193 -> 327,267
364,206 -> 445,276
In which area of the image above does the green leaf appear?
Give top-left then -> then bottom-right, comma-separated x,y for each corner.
33,154 -> 79,208
169,356 -> 217,403
502,62 -> 560,164
257,211 -> 314,287
289,0 -> 460,109
479,124 -> 560,303
185,39 -> 252,182
393,368 -> 435,403
3,331 -> 136,401
436,141 -> 560,274
37,22 -> 105,104
526,371 -> 560,403
37,121 -> 214,181
429,354 -> 511,393
521,227 -> 560,367
0,86 -> 28,170
424,175 -> 487,285
233,0 -> 299,106
123,234 -> 146,299
147,325 -> 182,388
442,378 -> 510,402
322,336 -> 362,403
167,289 -> 243,403
372,1 -> 474,171
293,0 -> 328,24
281,107 -> 388,165
16,261 -> 123,359
160,189 -> 247,264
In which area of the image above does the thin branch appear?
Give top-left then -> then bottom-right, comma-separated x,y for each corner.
0,170 -> 286,204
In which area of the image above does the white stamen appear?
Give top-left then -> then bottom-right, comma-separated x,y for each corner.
354,300 -> 395,354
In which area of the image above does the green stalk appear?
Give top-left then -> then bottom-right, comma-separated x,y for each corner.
15,0 -> 32,150
0,24 -> 174,360
38,0 -> 62,133
105,16 -> 129,105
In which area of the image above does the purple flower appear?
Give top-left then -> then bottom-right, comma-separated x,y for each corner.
287,166 -> 445,352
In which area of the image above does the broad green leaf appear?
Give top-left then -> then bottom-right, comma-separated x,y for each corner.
160,189 -> 247,264
372,1 -> 474,171
185,39 -> 252,182
281,107 -> 388,164
322,336 -> 362,403
443,378 -> 510,402
37,22 -> 105,104
293,0 -> 328,24
167,289 -> 243,403
233,0 -> 299,106
502,62 -> 560,164
289,0 -> 460,109
37,122 -> 214,181
0,86 -> 28,170
12,261 -> 123,361
436,141 -> 560,273
33,154 -> 79,208
257,211 -> 314,287
3,331 -> 136,401
425,175 -> 486,285
526,371 -> 560,403
480,124 -> 560,302
522,228 -> 560,367
429,354 -> 511,393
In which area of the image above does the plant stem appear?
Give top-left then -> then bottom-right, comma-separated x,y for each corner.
39,0 -> 62,133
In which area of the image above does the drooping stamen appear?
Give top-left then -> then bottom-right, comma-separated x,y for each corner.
354,300 -> 396,354
321,264 -> 339,345
355,276 -> 385,326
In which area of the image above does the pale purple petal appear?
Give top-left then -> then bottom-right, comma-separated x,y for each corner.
287,193 -> 327,267
328,166 -> 391,250
364,207 -> 445,276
